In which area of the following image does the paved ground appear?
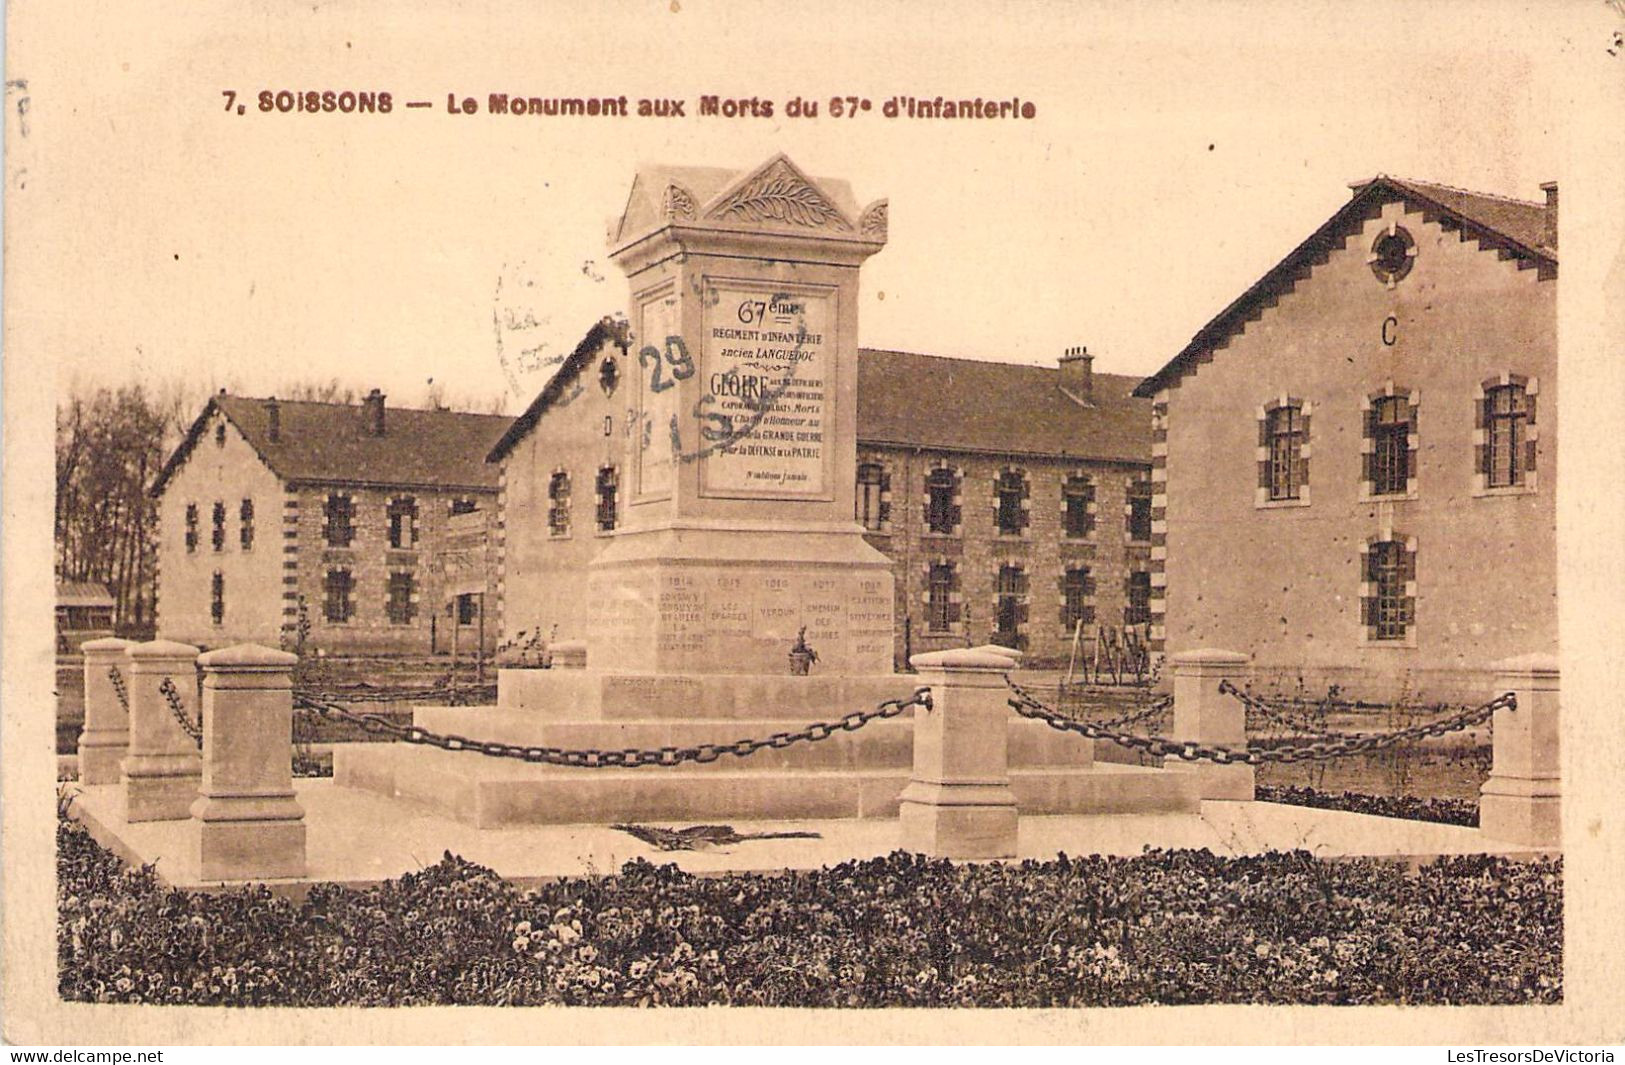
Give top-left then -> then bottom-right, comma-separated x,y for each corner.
67,780 -> 1547,896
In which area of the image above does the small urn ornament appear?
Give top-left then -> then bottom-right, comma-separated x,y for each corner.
788,625 -> 819,676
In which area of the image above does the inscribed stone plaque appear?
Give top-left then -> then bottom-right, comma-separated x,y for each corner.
698,279 -> 835,500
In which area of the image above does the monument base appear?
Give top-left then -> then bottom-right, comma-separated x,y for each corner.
1162,760 -> 1256,801
196,819 -> 308,881
1479,776 -> 1561,848
585,523 -> 895,675
898,781 -> 1019,859
123,753 -> 201,822
334,668 -> 1203,827
77,732 -> 129,786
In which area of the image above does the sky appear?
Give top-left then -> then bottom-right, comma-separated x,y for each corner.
10,1 -> 1577,415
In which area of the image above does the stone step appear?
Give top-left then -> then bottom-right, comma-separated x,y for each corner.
334,742 -> 1199,828
404,707 -> 1099,771
494,669 -> 930,721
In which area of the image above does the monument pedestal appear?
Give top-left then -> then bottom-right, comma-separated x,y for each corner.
587,522 -> 895,676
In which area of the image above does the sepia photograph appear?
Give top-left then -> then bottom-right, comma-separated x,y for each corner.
4,0 -> 1624,1048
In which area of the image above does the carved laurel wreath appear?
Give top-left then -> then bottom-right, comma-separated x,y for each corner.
713,173 -> 851,230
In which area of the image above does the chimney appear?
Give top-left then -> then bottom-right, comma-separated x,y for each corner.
364,388 -> 386,436
1058,345 -> 1094,404
264,397 -> 280,443
1540,181 -> 1557,250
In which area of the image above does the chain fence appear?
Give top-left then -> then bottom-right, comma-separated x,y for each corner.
158,675 -> 203,749
1006,677 -> 1514,766
290,685 -> 933,769
294,683 -> 498,706
106,666 -> 128,713
1216,679 -> 1485,739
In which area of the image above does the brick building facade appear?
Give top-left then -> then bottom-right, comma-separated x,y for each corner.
491,327 -> 1153,669
1135,175 -> 1557,700
153,391 -> 511,654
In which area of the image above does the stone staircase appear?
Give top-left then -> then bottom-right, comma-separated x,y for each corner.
333,669 -> 1199,827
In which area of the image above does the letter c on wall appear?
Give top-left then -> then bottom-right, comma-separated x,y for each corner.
1382,315 -> 1398,347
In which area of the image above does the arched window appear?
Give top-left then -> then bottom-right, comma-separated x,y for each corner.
387,496 -> 419,549
548,471 -> 571,537
1261,402 -> 1308,501
1362,538 -> 1416,642
1062,476 -> 1094,539
924,468 -> 959,535
855,462 -> 887,531
995,470 -> 1028,536
595,467 -> 619,532
1485,383 -> 1531,488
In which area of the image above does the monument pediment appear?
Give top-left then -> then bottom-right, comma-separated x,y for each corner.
612,154 -> 873,249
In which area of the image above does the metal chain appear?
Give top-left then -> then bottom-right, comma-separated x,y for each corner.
1031,689 -> 1173,731
1006,677 -> 1514,766
158,676 -> 204,749
1218,679 -> 1486,739
291,686 -> 934,769
106,666 -> 129,712
294,684 -> 497,705
1222,683 -> 1342,738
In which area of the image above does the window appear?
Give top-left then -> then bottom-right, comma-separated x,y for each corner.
994,565 -> 1028,648
1366,393 -> 1416,497
1363,540 -> 1415,641
323,568 -> 354,623
1485,383 -> 1531,488
387,496 -> 419,549
239,499 -> 255,550
210,571 -> 224,625
386,572 -> 415,625
596,467 -> 619,532
926,563 -> 956,632
211,502 -> 227,552
548,472 -> 571,537
1061,567 -> 1096,630
924,468 -> 959,535
1368,224 -> 1416,286
1125,571 -> 1152,626
457,593 -> 478,626
450,497 -> 478,516
184,503 -> 198,553
856,462 -> 889,532
324,494 -> 354,547
1261,403 -> 1308,502
214,422 -> 227,448
1062,476 -> 1094,539
995,470 -> 1028,536
1127,479 -> 1152,542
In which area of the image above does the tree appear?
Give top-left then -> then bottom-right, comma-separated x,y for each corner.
55,383 -> 188,632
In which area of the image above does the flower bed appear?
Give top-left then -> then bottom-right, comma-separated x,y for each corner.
58,815 -> 1560,1008
1257,785 -> 1479,827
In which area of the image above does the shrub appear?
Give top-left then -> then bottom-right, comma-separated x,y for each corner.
58,814 -> 1560,1007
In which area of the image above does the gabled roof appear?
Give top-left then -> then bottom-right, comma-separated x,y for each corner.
858,349 -> 1149,464
57,580 -> 115,608
489,325 -> 1151,468
486,317 -> 629,462
152,394 -> 514,497
1134,175 -> 1557,398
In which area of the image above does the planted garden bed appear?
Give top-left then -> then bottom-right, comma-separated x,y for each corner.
58,813 -> 1560,1008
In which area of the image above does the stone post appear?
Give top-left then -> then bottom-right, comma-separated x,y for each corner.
1480,654 -> 1560,849
899,646 -> 1022,859
122,640 -> 203,821
77,637 -> 134,784
191,644 -> 306,880
1168,649 -> 1254,801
